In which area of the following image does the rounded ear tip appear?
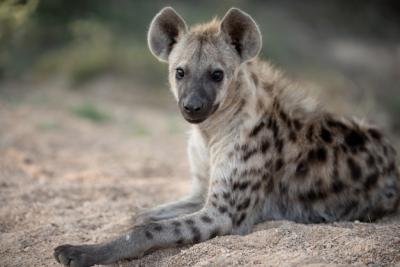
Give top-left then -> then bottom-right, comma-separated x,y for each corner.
159,6 -> 177,15
226,7 -> 248,16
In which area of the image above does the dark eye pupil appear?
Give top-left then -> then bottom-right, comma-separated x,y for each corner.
176,68 -> 184,80
211,70 -> 223,82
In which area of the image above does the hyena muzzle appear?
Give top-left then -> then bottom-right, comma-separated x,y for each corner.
54,7 -> 400,267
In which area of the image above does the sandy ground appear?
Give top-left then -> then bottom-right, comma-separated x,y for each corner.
1,78 -> 400,267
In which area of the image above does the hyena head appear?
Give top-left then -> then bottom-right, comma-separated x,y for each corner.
148,7 -> 262,123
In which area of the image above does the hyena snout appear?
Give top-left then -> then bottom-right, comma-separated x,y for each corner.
179,93 -> 217,124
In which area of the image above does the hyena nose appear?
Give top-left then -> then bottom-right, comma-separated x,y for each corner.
183,98 -> 204,113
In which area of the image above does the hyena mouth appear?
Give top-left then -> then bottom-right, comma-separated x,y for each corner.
182,103 -> 220,124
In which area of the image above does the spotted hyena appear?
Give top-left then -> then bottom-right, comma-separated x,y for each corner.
54,7 -> 400,266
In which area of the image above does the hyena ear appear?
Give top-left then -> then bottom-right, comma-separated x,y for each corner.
220,8 -> 262,62
148,7 -> 188,62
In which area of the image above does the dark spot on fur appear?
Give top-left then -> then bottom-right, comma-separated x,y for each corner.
172,221 -> 181,227
299,188 -> 327,202
235,213 -> 246,226
237,198 -> 251,211
222,192 -> 231,200
367,154 -> 375,166
261,139 -> 270,153
326,119 -> 348,131
320,127 -> 333,143
251,72 -> 259,87
239,181 -> 250,190
174,227 -> 181,236
278,181 -> 287,194
347,158 -> 362,181
289,131 -> 297,142
185,219 -> 194,225
265,178 -> 274,194
307,125 -> 314,142
231,168 -> 238,177
176,239 -> 184,245
364,172 -> 379,190
218,206 -> 228,214
296,161 -> 309,178
275,158 -> 284,171
201,215 -> 213,224
341,200 -> 358,218
251,181 -> 261,191
234,181 -> 249,191
209,228 -> 220,239
145,231 -> 153,239
316,147 -> 327,162
249,121 -> 265,138
234,143 -> 241,151
263,82 -> 274,93
332,179 -> 345,193
275,139 -> 284,153
368,128 -> 382,140
279,111 -> 289,125
190,226 -> 201,243
154,225 -> 163,232
242,148 -> 258,162
388,161 -> 396,174
269,118 -> 279,139
345,130 -> 367,148
293,119 -> 302,130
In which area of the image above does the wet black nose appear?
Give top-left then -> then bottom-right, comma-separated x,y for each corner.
183,98 -> 204,113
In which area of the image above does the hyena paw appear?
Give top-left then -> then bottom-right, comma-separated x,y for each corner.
54,244 -> 93,267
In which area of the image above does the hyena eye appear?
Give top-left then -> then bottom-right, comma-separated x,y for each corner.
175,68 -> 185,80
210,70 -> 224,82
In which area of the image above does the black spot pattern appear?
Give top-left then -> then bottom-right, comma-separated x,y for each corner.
260,140 -> 270,153
235,213 -> 246,226
249,121 -> 265,138
347,158 -> 362,181
190,226 -> 201,243
293,119 -> 302,131
320,127 -> 333,143
345,130 -> 367,148
364,172 -> 379,190
332,179 -> 344,193
154,225 -> 163,232
237,198 -> 251,211
296,161 -> 309,178
209,228 -> 220,239
218,206 -> 228,214
145,231 -> 153,239
275,158 -> 284,171
201,215 -> 213,223
368,128 -> 382,140
251,181 -> 261,191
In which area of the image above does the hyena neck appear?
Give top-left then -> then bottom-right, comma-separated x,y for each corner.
195,63 -> 259,146
195,60 -> 319,147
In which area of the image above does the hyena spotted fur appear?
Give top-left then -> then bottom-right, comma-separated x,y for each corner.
54,7 -> 400,267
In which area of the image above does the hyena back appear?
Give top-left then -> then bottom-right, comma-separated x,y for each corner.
54,7 -> 400,266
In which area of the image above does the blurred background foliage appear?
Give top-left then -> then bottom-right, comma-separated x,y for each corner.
0,0 -> 399,130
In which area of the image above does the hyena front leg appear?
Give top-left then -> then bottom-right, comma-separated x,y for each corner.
133,193 -> 205,224
54,169 -> 235,267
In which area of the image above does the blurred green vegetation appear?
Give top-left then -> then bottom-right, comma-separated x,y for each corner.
0,0 -> 400,132
1,0 -> 398,85
72,103 -> 111,123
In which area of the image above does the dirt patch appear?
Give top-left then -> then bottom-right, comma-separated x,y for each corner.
1,79 -> 399,266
